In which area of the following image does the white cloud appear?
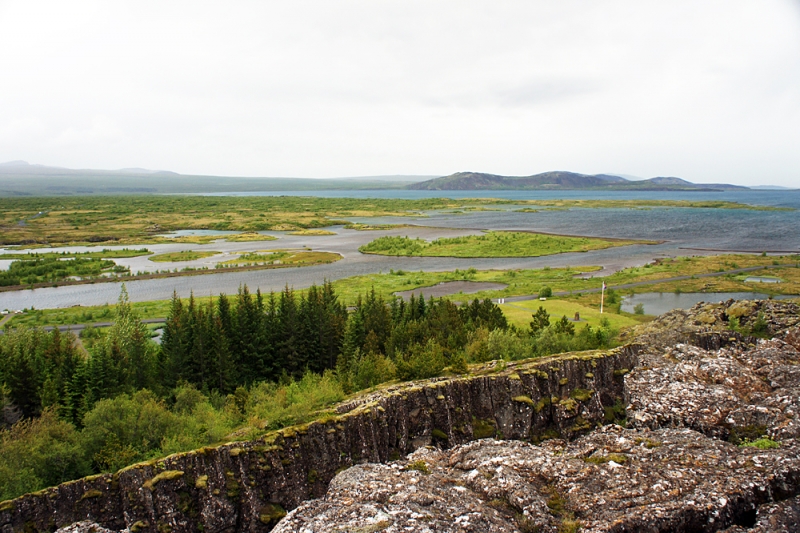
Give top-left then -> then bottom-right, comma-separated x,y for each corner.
54,116 -> 126,147
0,0 -> 798,185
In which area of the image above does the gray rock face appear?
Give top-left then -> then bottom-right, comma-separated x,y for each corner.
275,301 -> 800,532
721,496 -> 800,533
1,347 -> 634,533
627,338 -> 800,442
277,425 -> 800,533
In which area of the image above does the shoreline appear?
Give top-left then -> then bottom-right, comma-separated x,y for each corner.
0,255 -> 342,294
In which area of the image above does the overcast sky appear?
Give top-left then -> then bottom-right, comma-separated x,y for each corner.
1,1 -> 799,186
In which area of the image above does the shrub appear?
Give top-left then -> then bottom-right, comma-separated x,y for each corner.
0,409 -> 90,501
750,312 -> 769,336
487,329 -> 533,361
81,390 -> 176,472
395,340 -> 447,381
605,288 -> 619,304
538,286 -> 553,298
344,350 -> 397,392
245,371 -> 344,430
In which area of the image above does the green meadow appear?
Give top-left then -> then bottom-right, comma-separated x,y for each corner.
359,231 -> 651,257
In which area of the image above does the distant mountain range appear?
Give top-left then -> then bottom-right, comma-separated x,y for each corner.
0,160 -> 180,177
0,161 -> 434,196
0,161 -> 789,196
408,171 -> 751,191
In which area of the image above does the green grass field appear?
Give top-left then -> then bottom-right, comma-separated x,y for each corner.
0,248 -> 150,259
149,250 -> 219,262
359,231 -> 650,258
499,299 -> 642,330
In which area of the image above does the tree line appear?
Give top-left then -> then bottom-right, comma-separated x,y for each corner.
0,281 -> 617,501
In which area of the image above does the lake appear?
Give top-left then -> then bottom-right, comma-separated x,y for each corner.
1,189 -> 797,310
621,292 -> 798,316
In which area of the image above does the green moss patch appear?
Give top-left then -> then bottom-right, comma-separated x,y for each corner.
472,417 -> 498,439
513,395 -> 535,407
258,503 -> 287,525
143,470 -> 184,490
432,428 -> 449,441
569,389 -> 594,402
406,460 -> 431,474
79,489 -> 103,501
583,453 -> 627,465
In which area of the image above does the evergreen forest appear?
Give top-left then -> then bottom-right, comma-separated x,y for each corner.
0,281 -> 617,501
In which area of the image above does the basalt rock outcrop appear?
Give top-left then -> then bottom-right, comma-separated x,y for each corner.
3,299 -> 799,533
276,299 -> 800,532
276,426 -> 800,533
1,347 -> 635,533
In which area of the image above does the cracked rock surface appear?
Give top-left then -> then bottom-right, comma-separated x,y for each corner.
276,300 -> 800,533
276,425 -> 800,533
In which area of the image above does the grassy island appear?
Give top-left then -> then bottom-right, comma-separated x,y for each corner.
358,231 -> 650,258
149,250 -> 220,262
219,250 -> 340,266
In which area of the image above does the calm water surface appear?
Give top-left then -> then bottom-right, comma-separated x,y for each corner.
621,292 -> 798,316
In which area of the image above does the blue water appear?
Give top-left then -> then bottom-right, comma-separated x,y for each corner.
196,190 -> 800,252
158,229 -> 240,237
621,292 -> 798,316
198,189 -> 799,208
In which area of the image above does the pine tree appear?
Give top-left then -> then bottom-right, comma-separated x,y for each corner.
530,306 -> 551,334
186,297 -> 209,388
277,285 -> 300,376
5,343 -> 41,418
261,291 -> 278,380
321,280 -> 346,370
234,285 -> 262,383
298,286 -> 322,372
160,291 -> 187,389
339,310 -> 365,371
362,288 -> 391,355
208,313 -> 235,393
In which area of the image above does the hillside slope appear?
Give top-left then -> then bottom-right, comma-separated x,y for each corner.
409,170 -> 749,191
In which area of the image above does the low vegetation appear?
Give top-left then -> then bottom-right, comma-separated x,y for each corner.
343,223 -> 414,231
359,231 -> 649,257
287,229 -> 337,236
149,250 -> 219,262
0,279 -> 620,500
0,195 -> 783,246
514,198 -> 790,211
0,256 -> 127,286
0,248 -> 149,260
218,250 -> 340,267
0,249 -> 342,292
